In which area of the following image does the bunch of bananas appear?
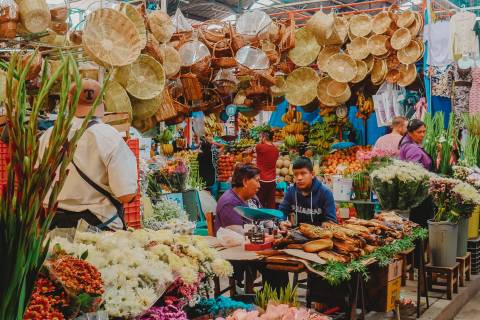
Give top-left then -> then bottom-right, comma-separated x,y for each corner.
205,113 -> 224,137
238,113 -> 255,131
319,103 -> 337,117
308,116 -> 337,155
282,109 -> 307,147
161,144 -> 174,156
356,92 -> 374,120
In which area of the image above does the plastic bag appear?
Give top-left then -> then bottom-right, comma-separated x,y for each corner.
217,227 -> 244,247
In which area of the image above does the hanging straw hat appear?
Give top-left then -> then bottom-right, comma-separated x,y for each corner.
368,34 -> 390,56
306,11 -> 334,42
148,11 -> 175,43
349,14 -> 372,38
16,0 -> 50,33
317,76 -> 338,107
324,16 -> 348,45
347,37 -> 369,60
288,27 -> 322,67
114,54 -> 166,100
351,60 -> 368,83
327,80 -> 351,104
118,3 -> 147,49
159,45 -> 182,78
397,40 -> 421,65
397,10 -> 415,28
326,53 -> 357,83
371,11 -> 393,35
285,67 -> 320,106
386,69 -> 401,83
83,8 -> 142,67
131,94 -> 163,120
104,80 -> 133,117
397,64 -> 417,87
371,59 -> 387,85
390,28 -> 412,50
364,55 -> 374,74
317,45 -> 340,73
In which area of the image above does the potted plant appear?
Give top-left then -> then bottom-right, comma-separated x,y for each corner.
428,177 -> 480,266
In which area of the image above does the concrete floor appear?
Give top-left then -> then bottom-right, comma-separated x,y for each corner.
455,292 -> 480,320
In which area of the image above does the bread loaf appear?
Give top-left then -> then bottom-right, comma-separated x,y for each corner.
303,239 -> 333,253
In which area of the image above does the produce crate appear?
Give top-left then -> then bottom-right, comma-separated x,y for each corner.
124,138 -> 141,228
0,141 -> 9,188
467,236 -> 480,274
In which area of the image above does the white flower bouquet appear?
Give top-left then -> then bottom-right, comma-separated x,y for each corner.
370,160 -> 432,210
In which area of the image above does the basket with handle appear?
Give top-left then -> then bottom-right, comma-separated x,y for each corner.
212,41 -> 237,69
278,17 -> 295,53
260,40 -> 279,64
203,88 -> 224,115
199,19 -> 229,47
155,89 -> 178,122
230,23 -> 246,53
180,72 -> 203,101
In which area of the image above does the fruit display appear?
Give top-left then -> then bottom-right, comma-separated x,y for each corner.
356,92 -> 374,120
276,155 -> 293,183
227,138 -> 256,153
238,113 -> 255,132
282,109 -> 308,149
321,146 -> 371,175
218,153 -> 236,182
173,150 -> 199,164
235,151 -> 255,164
205,113 -> 224,137
308,117 -> 337,156
273,129 -> 285,142
319,103 -> 337,117
157,128 -> 175,156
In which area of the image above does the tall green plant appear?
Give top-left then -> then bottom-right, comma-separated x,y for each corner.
0,53 -> 104,319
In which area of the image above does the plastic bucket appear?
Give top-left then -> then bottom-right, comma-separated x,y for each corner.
428,220 -> 458,267
468,206 -> 480,239
457,217 -> 469,257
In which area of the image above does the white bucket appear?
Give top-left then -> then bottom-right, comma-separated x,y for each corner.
332,175 -> 353,201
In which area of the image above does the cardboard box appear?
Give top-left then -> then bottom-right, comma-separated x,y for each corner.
385,277 -> 402,312
388,259 -> 403,281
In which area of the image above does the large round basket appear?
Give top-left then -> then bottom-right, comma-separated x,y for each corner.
148,11 -> 175,43
397,64 -> 417,87
326,53 -> 357,83
306,11 -> 334,42
114,54 -> 166,100
285,67 -> 320,106
407,13 -> 422,37
317,45 -> 340,73
397,10 -> 415,28
118,3 -> 147,49
371,11 -> 393,35
368,34 -> 390,56
270,75 -> 287,97
317,76 -> 338,107
349,14 -> 372,38
83,8 -> 142,67
371,58 -> 387,85
390,28 -> 412,50
288,27 -> 322,67
104,80 -> 133,117
397,40 -> 421,65
351,60 -> 368,83
323,16 -> 348,46
131,94 -> 163,120
16,0 -> 50,33
348,37 -> 369,60
364,54 -> 374,74
327,80 -> 351,103
159,45 -> 182,78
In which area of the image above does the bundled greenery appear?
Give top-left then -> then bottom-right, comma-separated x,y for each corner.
254,283 -> 298,310
313,228 -> 428,286
0,54 -> 104,319
463,114 -> 480,167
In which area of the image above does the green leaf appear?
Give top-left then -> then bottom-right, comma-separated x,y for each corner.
80,250 -> 89,260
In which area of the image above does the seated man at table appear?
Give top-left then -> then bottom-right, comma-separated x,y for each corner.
279,157 -> 337,227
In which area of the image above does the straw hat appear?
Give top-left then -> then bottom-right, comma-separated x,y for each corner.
148,11 -> 175,43
288,27 -> 322,67
285,67 -> 320,106
351,60 -> 368,83
397,40 -> 421,65
390,28 -> 412,50
83,9 -> 142,67
317,76 -> 338,107
326,53 -> 357,83
159,45 -> 182,78
397,10 -> 415,28
104,80 -> 133,117
371,11 -> 393,35
270,75 -> 287,97
327,80 -> 351,103
368,34 -> 390,56
371,59 -> 387,85
118,3 -> 147,49
324,16 -> 348,45
317,45 -> 340,73
349,14 -> 372,38
306,11 -> 334,42
347,37 -> 369,60
131,94 -> 163,120
397,64 -> 417,87
364,55 -> 374,73
16,0 -> 50,33
114,54 -> 166,100
386,69 -> 401,83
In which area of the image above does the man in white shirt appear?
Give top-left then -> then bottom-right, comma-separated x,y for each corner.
39,79 -> 138,230
373,116 -> 408,156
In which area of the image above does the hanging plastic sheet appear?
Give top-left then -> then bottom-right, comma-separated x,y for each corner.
172,8 -> 193,32
236,10 -> 272,37
178,40 -> 210,66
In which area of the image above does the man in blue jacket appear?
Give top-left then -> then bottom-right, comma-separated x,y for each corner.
279,157 -> 337,226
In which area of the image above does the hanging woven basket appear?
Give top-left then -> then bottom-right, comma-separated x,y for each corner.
16,0 -> 50,33
104,80 -> 133,118
118,3 -> 147,49
131,94 -> 163,120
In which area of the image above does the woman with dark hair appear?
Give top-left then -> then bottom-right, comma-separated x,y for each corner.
399,119 -> 432,171
214,164 -> 261,234
399,119 -> 433,226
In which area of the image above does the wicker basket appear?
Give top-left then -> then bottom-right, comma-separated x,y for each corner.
351,60 -> 368,84
317,76 -> 338,107
288,27 -> 321,67
349,14 -> 372,38
114,54 -> 165,100
347,36 -> 369,60
0,21 -> 16,38
0,3 -> 18,23
180,73 -> 203,101
16,0 -> 50,33
306,10 -> 334,42
131,94 -> 163,120
159,45 -> 181,78
148,10 -> 174,43
285,67 -> 320,106
199,20 -> 229,47
69,30 -> 82,45
50,21 -> 68,35
212,41 -> 237,69
326,53 -> 357,83
144,32 -> 163,62
371,59 -> 387,85
83,8 -> 142,67
317,45 -> 340,73
104,80 -> 132,117
327,80 -> 351,104
155,89 -> 178,122
132,116 -> 157,133
390,28 -> 411,50
119,3 -> 147,49
50,6 -> 67,22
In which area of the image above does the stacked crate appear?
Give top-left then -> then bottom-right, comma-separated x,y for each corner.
467,236 -> 480,274
124,139 -> 141,229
